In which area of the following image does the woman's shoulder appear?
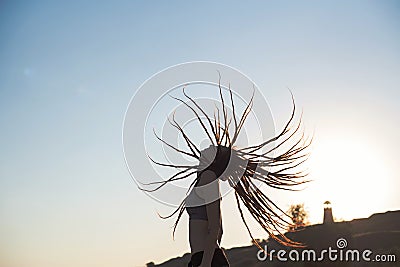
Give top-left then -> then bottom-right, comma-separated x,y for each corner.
195,170 -> 220,203
196,169 -> 217,186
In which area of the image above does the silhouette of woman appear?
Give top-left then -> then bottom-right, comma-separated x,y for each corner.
141,84 -> 311,267
184,145 -> 232,267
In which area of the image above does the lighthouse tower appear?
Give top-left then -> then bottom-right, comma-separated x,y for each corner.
323,201 -> 334,224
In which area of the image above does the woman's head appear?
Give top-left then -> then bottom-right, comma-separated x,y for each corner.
199,145 -> 232,181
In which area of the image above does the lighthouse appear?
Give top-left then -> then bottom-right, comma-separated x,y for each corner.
323,201 -> 334,224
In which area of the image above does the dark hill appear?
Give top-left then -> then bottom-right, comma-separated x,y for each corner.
147,210 -> 400,267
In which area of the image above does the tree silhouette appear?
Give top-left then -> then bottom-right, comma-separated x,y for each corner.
288,203 -> 308,231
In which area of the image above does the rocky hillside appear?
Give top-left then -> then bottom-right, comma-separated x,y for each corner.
146,210 -> 400,267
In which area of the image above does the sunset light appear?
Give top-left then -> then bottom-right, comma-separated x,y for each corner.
309,134 -> 390,221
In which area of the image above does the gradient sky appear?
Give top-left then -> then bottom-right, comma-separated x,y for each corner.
1,1 -> 399,267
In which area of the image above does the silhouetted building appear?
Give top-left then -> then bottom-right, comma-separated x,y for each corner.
323,200 -> 334,224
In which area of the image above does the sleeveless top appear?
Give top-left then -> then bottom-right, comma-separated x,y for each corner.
186,147 -> 230,221
186,194 -> 208,221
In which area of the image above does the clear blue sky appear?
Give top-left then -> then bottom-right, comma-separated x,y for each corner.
1,1 -> 399,266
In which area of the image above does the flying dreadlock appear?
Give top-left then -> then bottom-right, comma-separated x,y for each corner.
140,79 -> 312,249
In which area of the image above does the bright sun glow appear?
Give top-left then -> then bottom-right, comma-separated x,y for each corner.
309,135 -> 390,222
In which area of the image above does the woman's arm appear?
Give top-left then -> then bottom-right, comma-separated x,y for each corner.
196,170 -> 221,267
201,199 -> 221,267
217,222 -> 223,245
